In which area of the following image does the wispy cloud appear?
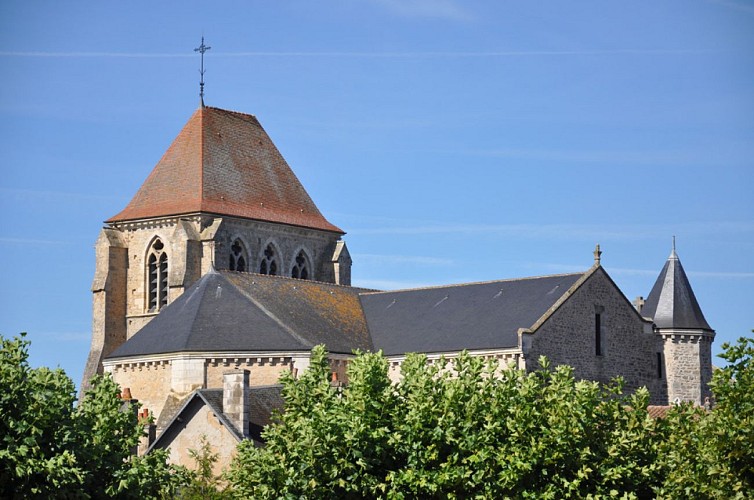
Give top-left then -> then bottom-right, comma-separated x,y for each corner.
709,0 -> 754,14
354,253 -> 454,266
0,51 -> 194,58
453,146 -> 748,167
35,332 -> 90,342
510,262 -> 754,280
688,270 -> 754,279
0,49 -> 718,59
0,187 -> 113,203
348,220 -> 754,240
367,0 -> 474,21
0,237 -> 70,246
353,278 -> 440,290
349,222 -> 656,240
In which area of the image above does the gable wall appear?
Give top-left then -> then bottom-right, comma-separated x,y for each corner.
157,401 -> 240,478
525,269 -> 666,404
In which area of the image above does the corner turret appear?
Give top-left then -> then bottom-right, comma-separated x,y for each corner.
643,243 -> 715,404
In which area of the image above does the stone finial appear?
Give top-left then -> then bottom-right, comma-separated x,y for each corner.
593,244 -> 602,265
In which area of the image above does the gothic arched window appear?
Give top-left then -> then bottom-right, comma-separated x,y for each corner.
229,239 -> 248,272
291,250 -> 310,280
259,243 -> 278,276
147,238 -> 168,312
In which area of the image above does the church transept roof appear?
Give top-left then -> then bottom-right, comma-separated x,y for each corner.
107,270 -> 372,359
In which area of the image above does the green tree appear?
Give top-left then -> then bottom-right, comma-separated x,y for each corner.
657,334 -> 754,499
0,333 -> 187,498
226,346 -> 665,498
176,435 -> 232,499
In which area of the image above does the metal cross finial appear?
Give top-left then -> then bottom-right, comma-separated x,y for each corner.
671,235 -> 678,258
194,36 -> 211,107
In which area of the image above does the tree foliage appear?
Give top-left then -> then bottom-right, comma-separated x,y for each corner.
657,334 -> 754,498
228,337 -> 754,498
0,333 -> 186,498
226,346 -> 666,498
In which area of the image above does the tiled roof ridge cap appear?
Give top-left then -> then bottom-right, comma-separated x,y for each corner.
203,105 -> 259,121
358,271 -> 586,296
219,269 -> 379,292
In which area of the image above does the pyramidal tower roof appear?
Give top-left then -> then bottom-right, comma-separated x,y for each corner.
107,106 -> 343,234
641,246 -> 712,331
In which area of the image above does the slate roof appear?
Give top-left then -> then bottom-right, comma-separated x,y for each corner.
107,270 -> 373,359
641,249 -> 712,331
108,106 -> 343,234
360,272 -> 585,356
198,386 -> 284,440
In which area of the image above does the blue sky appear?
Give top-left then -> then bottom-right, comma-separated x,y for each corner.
1,1 -> 752,388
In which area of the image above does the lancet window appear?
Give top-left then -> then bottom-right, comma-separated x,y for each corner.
259,244 -> 278,276
291,250 -> 310,280
147,238 -> 168,312
229,239 -> 248,272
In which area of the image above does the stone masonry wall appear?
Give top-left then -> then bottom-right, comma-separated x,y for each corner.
661,332 -> 714,405
108,361 -> 172,424
163,403 -> 240,478
206,358 -> 293,388
107,215 -> 346,340
526,269 -> 667,404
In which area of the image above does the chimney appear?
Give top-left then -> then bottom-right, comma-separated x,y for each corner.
137,408 -> 156,455
223,370 -> 250,438
633,296 -> 645,313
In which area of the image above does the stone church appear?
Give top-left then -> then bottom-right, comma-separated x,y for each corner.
81,104 -> 715,470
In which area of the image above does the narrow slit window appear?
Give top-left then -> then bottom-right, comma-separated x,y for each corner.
595,313 -> 602,356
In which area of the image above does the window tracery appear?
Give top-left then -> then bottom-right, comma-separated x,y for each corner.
229,239 -> 247,272
291,250 -> 310,280
147,238 -> 168,312
259,243 -> 278,276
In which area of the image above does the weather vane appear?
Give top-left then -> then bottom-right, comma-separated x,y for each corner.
194,36 -> 211,106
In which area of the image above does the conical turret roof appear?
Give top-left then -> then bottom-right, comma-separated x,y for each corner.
107,106 -> 343,234
641,247 -> 712,330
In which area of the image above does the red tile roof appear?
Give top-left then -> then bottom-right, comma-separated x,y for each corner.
646,405 -> 673,419
107,106 -> 343,234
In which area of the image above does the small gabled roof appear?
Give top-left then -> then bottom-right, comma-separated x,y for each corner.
106,270 -> 373,359
641,248 -> 712,331
108,106 -> 343,234
360,272 -> 585,356
149,384 -> 284,451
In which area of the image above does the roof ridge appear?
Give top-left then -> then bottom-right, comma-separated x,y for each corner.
220,269 -> 378,292
358,271 -> 586,296
203,106 -> 257,121
222,275 -> 316,349
199,107 -> 205,211
521,265 -> 599,335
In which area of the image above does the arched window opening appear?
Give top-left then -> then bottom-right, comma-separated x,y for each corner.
147,238 -> 168,312
291,250 -> 310,280
259,244 -> 278,276
229,239 -> 247,272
